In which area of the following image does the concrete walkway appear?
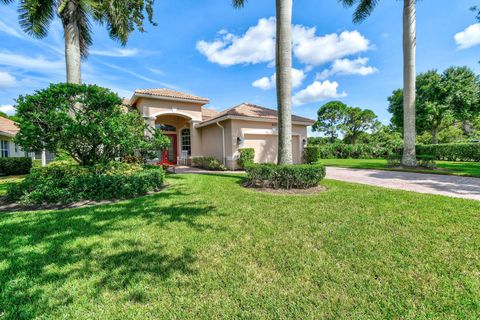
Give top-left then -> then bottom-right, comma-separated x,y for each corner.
326,167 -> 480,201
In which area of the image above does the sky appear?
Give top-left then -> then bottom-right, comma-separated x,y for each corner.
0,0 -> 479,131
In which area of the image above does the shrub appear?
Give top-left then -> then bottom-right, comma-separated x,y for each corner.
238,148 -> 255,169
417,154 -> 437,169
386,153 -> 401,167
416,143 -> 480,162
191,156 -> 227,171
303,146 -> 321,164
244,163 -> 326,189
307,143 -> 401,160
0,157 -> 32,176
7,163 -> 164,204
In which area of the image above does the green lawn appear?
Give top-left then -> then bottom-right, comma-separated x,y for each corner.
0,175 -> 25,196
318,158 -> 480,177
1,174 -> 480,319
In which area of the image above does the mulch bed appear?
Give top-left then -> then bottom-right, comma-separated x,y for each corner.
245,185 -> 327,195
0,186 -> 168,213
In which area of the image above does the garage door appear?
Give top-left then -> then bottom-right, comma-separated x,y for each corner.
243,134 -> 301,164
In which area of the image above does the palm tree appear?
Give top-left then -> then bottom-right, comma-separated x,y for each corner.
339,0 -> 418,166
2,0 -> 156,84
233,0 -> 293,164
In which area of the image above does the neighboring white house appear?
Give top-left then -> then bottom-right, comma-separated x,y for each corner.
0,116 -> 53,164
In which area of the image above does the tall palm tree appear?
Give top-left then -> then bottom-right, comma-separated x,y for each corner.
233,0 -> 293,164
339,0 -> 418,166
2,0 -> 156,84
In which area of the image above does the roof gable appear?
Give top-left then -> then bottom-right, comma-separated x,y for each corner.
0,116 -> 19,135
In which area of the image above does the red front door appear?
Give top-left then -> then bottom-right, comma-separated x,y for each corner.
162,134 -> 177,165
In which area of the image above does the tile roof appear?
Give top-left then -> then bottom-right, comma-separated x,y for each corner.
202,103 -> 315,124
0,116 -> 19,136
201,107 -> 219,121
134,88 -> 209,103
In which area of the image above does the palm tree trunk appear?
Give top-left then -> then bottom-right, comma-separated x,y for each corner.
275,0 -> 293,164
401,0 -> 417,166
62,1 -> 81,84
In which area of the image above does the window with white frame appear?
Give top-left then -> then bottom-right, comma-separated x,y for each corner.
1,140 -> 9,158
181,128 -> 191,156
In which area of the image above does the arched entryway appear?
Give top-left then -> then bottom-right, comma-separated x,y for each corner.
153,113 -> 194,165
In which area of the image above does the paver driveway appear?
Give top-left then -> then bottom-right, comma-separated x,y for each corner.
326,167 -> 480,201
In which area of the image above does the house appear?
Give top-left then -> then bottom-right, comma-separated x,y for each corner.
126,88 -> 315,169
0,116 -> 53,163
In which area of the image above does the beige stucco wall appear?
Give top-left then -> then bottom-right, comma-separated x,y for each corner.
136,97 -> 205,161
224,120 -> 308,168
136,97 -> 204,121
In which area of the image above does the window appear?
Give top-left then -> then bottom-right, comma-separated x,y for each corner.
0,140 -> 9,158
155,124 -> 176,132
181,128 -> 191,156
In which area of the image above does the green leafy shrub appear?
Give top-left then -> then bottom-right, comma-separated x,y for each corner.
7,163 -> 164,204
191,156 -> 227,171
0,157 -> 32,176
417,154 -> 437,169
386,153 -> 401,167
244,163 -> 326,189
238,148 -> 255,168
416,143 -> 480,162
303,146 -> 321,164
308,143 -> 401,160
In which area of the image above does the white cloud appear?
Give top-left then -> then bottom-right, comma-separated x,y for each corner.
197,17 -> 372,69
455,23 -> 480,49
316,57 -> 378,80
196,17 -> 276,66
0,51 -> 64,74
292,80 -> 346,106
90,48 -> 139,57
293,27 -> 370,66
252,68 -> 306,90
0,72 -> 17,89
0,104 -> 15,115
148,68 -> 165,76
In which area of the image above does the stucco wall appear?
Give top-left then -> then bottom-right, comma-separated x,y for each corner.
224,119 -> 308,168
0,135 -> 32,158
136,97 -> 204,121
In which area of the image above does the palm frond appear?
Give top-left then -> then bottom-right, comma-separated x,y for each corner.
91,0 -> 157,46
18,0 -> 55,38
232,0 -> 246,9
337,0 -> 379,24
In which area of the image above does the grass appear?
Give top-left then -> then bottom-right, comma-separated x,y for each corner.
318,158 -> 480,177
0,175 -> 25,196
1,174 -> 480,319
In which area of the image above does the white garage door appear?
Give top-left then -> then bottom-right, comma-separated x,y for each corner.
243,134 -> 301,164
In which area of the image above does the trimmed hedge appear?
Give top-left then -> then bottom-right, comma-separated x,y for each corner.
245,163 -> 326,189
416,143 -> 480,162
304,142 -> 480,162
7,163 -> 164,204
191,156 -> 227,171
0,157 -> 32,176
238,148 -> 255,169
303,143 -> 400,161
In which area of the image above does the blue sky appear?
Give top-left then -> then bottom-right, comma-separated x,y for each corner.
0,0 -> 479,128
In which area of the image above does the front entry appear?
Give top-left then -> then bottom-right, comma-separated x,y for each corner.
161,134 -> 177,165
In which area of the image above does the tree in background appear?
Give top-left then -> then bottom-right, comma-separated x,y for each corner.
442,66 -> 480,135
388,67 -> 480,144
2,0 -> 156,83
341,107 -> 379,144
338,0 -> 418,166
14,83 -> 169,166
234,0 -> 294,164
313,102 -> 379,145
312,101 -> 348,142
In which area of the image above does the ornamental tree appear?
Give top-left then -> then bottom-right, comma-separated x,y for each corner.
312,101 -> 348,142
14,83 -> 169,166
